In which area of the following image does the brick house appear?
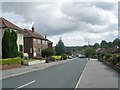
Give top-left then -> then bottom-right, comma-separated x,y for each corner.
24,26 -> 53,58
0,17 -> 24,58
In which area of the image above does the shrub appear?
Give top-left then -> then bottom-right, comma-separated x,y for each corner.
42,48 -> 55,58
98,53 -> 105,62
110,54 -> 120,65
50,56 -> 61,61
18,51 -> 24,59
61,54 -> 67,60
0,57 -> 21,65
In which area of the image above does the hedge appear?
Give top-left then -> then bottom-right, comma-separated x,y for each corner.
0,57 -> 21,65
50,56 -> 61,61
61,54 -> 68,60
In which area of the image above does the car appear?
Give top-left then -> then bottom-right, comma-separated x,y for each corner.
68,56 -> 73,59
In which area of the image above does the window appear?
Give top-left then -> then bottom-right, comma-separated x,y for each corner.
45,41 -> 48,44
42,40 -> 45,44
38,48 -> 41,53
33,48 -> 36,53
33,38 -> 37,43
38,39 -> 41,44
30,48 -> 32,53
19,45 -> 23,51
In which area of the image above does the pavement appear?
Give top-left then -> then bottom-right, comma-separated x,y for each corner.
2,58 -> 88,89
77,59 -> 119,88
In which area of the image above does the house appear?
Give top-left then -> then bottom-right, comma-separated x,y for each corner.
0,17 -> 24,58
96,45 -> 120,54
24,26 -> 53,58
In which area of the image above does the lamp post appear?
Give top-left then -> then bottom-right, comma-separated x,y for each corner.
85,41 -> 90,60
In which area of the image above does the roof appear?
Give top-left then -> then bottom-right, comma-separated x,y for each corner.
24,29 -> 46,40
106,45 -> 119,53
0,17 -> 24,33
97,48 -> 106,53
47,39 -> 53,44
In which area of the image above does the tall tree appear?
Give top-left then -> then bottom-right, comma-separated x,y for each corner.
2,28 -> 18,58
55,38 -> 65,55
11,30 -> 18,57
2,28 -> 11,58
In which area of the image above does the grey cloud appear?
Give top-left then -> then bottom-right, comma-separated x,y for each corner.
61,2 -> 109,25
94,2 -> 117,10
2,2 -> 118,37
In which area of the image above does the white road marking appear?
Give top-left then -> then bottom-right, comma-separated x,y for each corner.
74,60 -> 89,90
14,80 -> 35,90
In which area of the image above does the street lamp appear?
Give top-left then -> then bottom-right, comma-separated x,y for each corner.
85,41 -> 90,60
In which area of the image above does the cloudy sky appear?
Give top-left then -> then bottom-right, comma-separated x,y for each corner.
1,0 -> 119,46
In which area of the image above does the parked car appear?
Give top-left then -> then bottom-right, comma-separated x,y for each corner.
78,54 -> 85,58
68,56 -> 73,59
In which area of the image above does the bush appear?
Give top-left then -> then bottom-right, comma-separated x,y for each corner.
98,53 -> 105,62
18,51 -> 24,59
110,54 -> 120,65
61,54 -> 68,60
42,48 -> 55,58
50,56 -> 61,61
0,57 -> 21,65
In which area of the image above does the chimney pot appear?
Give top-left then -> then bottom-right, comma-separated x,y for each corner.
45,35 -> 47,38
32,26 -> 34,32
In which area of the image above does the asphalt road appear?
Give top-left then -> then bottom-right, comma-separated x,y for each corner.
2,58 -> 88,89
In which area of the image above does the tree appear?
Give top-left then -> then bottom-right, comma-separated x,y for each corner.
113,38 -> 120,47
100,40 -> 108,48
11,30 -> 18,57
42,48 -> 55,57
55,38 -> 65,55
84,47 -> 96,58
2,28 -> 18,58
93,43 -> 99,48
2,28 -> 11,58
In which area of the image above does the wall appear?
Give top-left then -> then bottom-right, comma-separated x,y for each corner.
17,33 -> 24,52
0,28 -> 2,58
24,37 -> 33,58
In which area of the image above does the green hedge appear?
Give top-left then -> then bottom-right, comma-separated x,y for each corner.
50,56 -> 61,61
0,57 -> 21,65
61,54 -> 68,60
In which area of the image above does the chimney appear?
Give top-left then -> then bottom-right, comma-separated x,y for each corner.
32,26 -> 34,32
45,35 -> 47,39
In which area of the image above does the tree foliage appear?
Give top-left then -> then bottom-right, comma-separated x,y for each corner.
100,40 -> 108,48
42,48 -> 55,57
55,39 -> 65,55
84,47 -> 96,58
2,28 -> 18,59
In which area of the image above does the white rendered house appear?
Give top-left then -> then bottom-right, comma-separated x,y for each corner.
0,17 -> 24,58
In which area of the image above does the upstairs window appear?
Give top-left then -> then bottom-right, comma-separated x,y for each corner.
38,39 -> 41,44
33,38 -> 37,44
42,40 -> 45,44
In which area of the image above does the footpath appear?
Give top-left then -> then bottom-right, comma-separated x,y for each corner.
77,59 -> 119,88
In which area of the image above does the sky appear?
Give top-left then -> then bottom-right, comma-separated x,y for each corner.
1,0 -> 119,46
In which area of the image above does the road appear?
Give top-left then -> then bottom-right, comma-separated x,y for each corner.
2,58 -> 88,89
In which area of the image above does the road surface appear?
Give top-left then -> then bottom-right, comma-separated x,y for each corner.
2,58 -> 87,89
